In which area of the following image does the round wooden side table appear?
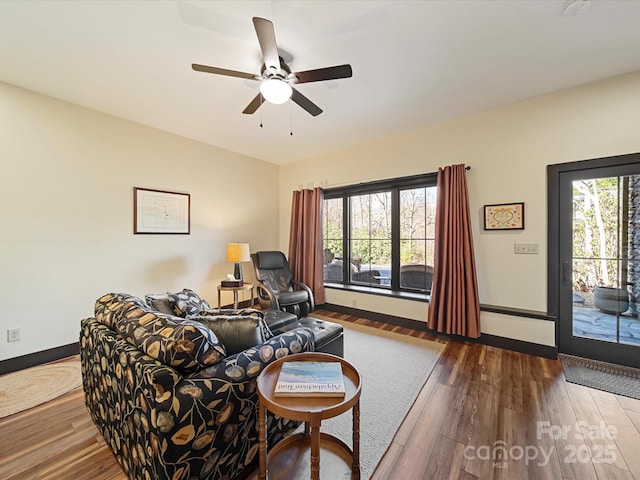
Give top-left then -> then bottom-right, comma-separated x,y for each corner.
216,282 -> 254,309
257,352 -> 361,480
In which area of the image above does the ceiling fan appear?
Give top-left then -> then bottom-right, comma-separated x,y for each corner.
192,17 -> 353,117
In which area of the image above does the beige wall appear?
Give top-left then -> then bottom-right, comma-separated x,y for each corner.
278,71 -> 640,346
4,71 -> 640,360
0,82 -> 280,361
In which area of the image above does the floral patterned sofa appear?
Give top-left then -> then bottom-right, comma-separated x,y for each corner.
80,291 -> 315,480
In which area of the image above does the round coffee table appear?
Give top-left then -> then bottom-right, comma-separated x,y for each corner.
257,352 -> 361,480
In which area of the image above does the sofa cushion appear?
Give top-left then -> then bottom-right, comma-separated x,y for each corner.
190,314 -> 272,356
189,316 -> 268,355
263,309 -> 298,332
94,293 -> 225,374
276,316 -> 343,351
165,288 -> 211,317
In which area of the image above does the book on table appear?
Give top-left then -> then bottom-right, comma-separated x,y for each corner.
274,361 -> 346,397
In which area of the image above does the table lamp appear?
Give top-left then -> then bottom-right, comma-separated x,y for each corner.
226,243 -> 250,284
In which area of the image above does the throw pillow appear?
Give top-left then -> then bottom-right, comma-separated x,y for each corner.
95,293 -> 226,373
166,288 -> 211,317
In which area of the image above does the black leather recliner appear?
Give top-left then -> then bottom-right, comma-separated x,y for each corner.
251,251 -> 315,318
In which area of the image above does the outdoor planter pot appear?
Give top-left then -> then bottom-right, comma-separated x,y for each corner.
593,286 -> 630,314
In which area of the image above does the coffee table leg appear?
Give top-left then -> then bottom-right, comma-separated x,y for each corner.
353,399 -> 360,478
310,422 -> 320,480
258,401 -> 267,480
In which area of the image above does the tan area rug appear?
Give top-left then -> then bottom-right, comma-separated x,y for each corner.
309,313 -> 445,479
0,361 -> 82,418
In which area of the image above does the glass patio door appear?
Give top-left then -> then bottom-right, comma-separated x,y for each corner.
558,164 -> 640,368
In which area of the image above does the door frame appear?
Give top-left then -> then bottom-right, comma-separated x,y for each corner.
548,151 -> 640,367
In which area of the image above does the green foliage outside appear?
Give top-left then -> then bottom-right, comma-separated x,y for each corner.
323,187 -> 438,268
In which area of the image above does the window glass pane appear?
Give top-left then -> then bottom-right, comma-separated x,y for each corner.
350,193 -> 391,287
400,188 -> 426,238
573,178 -> 619,268
323,198 -> 343,282
399,187 -> 436,291
572,175 -> 640,346
400,239 -> 425,265
322,174 -> 437,293
425,188 -> 437,238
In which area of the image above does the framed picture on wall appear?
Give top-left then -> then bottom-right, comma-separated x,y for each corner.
134,187 -> 190,234
484,202 -> 524,230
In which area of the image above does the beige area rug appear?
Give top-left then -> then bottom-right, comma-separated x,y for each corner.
308,313 -> 445,479
0,361 -> 82,418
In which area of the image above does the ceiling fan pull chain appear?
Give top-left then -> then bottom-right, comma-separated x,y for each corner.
290,102 -> 293,136
260,94 -> 263,128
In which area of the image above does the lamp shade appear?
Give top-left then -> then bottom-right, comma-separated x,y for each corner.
260,79 -> 292,104
226,243 -> 250,263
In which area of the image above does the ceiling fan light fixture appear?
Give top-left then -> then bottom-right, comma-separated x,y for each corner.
260,78 -> 292,104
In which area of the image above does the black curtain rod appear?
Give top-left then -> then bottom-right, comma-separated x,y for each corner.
324,167 -> 471,195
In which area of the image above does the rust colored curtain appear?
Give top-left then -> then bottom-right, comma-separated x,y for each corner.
288,187 -> 325,305
427,164 -> 480,338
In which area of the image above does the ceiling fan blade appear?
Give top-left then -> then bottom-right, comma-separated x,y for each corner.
293,64 -> 353,84
253,17 -> 281,72
192,64 -> 259,80
291,88 -> 322,116
242,93 -> 263,115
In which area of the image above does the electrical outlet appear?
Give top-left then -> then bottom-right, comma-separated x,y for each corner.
514,243 -> 539,254
7,328 -> 21,342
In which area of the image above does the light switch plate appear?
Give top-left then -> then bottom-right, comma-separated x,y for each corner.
7,328 -> 21,342
514,243 -> 539,254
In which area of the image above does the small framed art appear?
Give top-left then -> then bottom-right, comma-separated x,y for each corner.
484,202 -> 524,230
134,187 -> 190,234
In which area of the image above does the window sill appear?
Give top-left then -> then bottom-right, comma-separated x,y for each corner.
324,283 -> 555,321
324,283 -> 430,303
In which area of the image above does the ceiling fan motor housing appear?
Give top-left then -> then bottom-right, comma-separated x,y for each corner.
261,58 -> 294,82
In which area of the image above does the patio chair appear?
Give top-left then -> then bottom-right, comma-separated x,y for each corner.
400,264 -> 434,291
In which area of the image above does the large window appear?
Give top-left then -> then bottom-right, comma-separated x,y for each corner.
323,173 -> 437,294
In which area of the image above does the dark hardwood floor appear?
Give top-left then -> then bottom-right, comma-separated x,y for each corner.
1,309 -> 639,480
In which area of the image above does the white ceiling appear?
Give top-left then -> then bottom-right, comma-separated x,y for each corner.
1,0 -> 640,165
